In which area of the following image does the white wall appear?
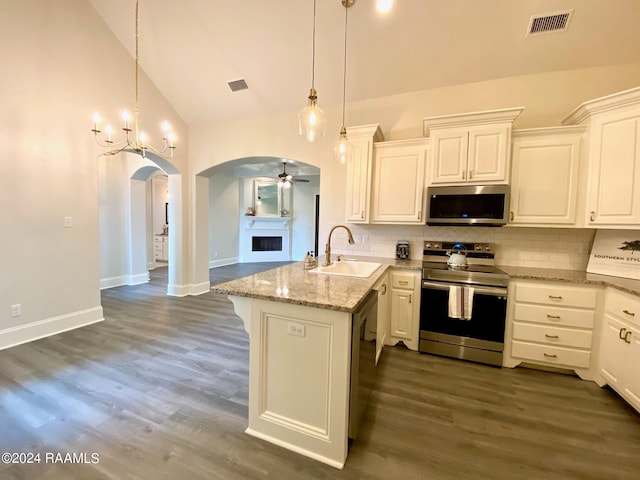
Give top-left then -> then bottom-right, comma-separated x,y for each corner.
0,0 -> 189,350
209,172 -> 240,267
291,177 -> 320,260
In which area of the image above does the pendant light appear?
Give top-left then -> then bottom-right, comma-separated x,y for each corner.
92,0 -> 176,159
298,0 -> 326,142
334,0 -> 354,164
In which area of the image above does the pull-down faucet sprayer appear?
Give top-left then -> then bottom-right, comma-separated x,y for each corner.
323,225 -> 355,267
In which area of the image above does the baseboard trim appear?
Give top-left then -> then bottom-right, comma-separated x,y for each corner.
100,275 -> 128,290
167,283 -> 189,297
190,281 -> 211,296
100,272 -> 149,290
0,306 -> 104,351
209,257 -> 239,269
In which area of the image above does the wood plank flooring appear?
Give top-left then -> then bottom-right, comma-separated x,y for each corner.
0,264 -> 639,479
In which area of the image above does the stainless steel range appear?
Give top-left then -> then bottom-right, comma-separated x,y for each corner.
419,241 -> 508,367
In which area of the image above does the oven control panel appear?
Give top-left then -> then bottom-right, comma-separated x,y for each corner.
423,241 -> 495,258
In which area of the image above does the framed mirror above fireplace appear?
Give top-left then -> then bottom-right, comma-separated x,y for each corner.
254,179 -> 291,217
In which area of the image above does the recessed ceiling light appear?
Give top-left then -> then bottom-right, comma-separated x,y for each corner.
376,0 -> 394,14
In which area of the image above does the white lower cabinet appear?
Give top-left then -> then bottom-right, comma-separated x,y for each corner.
154,235 -> 168,262
599,289 -> 640,412
504,280 -> 600,380
386,270 -> 420,351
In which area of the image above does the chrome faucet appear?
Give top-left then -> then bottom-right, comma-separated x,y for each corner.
324,225 -> 355,267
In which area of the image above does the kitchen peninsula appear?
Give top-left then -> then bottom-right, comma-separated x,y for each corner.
211,260 -> 391,468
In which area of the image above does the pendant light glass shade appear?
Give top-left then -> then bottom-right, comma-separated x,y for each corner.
298,88 -> 326,142
334,126 -> 353,164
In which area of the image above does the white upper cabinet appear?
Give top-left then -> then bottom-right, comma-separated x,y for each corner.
371,139 -> 428,224
563,87 -> 640,228
510,126 -> 585,226
344,124 -> 384,223
424,108 -> 523,186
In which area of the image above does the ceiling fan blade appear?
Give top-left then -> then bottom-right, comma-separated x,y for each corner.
291,178 -> 309,183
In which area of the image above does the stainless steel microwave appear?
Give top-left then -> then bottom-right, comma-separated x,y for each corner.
426,185 -> 510,226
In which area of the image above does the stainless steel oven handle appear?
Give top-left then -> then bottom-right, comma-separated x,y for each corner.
422,280 -> 507,297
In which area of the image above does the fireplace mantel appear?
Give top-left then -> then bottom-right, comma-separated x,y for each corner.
240,216 -> 291,262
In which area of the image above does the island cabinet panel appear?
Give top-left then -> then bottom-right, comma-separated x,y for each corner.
230,296 -> 353,469
504,280 -> 602,381
599,289 -> 640,413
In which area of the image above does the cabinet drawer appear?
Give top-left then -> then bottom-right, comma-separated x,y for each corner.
512,322 -> 592,349
515,283 -> 597,309
513,303 -> 595,328
511,340 -> 591,368
606,289 -> 640,328
392,273 -> 415,290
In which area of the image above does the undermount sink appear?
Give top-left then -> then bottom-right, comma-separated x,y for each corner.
309,260 -> 382,278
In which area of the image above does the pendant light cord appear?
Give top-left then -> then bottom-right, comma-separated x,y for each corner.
134,0 -> 140,136
311,0 -> 317,89
341,4 -> 349,126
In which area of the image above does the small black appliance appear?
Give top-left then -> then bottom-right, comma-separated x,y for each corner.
396,241 -> 410,259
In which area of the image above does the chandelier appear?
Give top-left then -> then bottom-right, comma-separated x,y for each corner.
91,0 -> 176,159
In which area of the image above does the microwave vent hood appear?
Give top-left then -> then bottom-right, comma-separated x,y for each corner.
426,185 -> 510,227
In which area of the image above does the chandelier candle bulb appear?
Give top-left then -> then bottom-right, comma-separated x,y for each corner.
105,125 -> 113,143
92,113 -> 101,132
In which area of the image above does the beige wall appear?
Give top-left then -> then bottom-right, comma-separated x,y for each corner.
0,0 -> 188,349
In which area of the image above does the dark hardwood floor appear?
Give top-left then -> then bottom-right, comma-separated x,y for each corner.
1,263 -> 639,479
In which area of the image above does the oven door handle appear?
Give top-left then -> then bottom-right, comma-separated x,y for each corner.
422,281 -> 507,297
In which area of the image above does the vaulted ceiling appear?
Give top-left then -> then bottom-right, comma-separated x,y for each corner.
89,0 -> 640,127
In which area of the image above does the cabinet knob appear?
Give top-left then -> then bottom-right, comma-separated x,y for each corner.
590,211 -> 595,222
624,330 -> 632,344
623,309 -> 635,317
619,327 -> 627,340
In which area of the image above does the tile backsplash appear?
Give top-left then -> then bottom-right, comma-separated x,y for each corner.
330,225 -> 596,271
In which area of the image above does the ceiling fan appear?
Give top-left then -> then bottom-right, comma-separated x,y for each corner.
277,161 -> 309,188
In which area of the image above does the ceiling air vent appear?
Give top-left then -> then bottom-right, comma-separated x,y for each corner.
527,10 -> 572,36
227,79 -> 249,92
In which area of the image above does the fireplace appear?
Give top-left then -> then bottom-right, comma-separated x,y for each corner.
240,217 -> 291,262
252,236 -> 283,252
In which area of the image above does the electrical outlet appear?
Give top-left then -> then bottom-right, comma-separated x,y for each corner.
353,234 -> 362,243
287,322 -> 305,337
362,234 -> 369,244
64,217 -> 73,228
11,304 -> 21,317
214,251 -> 219,257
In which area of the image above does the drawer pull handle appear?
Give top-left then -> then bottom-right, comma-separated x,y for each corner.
510,211 -> 514,221
619,328 -> 627,340
381,284 -> 387,295
590,211 -> 595,222
545,334 -> 559,339
409,294 -> 412,304
399,281 -> 409,285
361,210 -> 365,219
624,331 -> 632,344
543,353 -> 557,359
548,295 -> 563,300
623,309 -> 635,317
546,314 -> 561,320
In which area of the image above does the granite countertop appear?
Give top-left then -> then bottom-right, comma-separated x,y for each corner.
500,265 -> 640,297
211,256 -> 422,313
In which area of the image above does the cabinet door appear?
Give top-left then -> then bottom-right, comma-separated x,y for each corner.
390,289 -> 413,339
345,137 -> 373,223
599,313 -> 625,389
371,141 -> 426,224
622,324 -> 640,411
467,124 -> 510,183
587,113 -> 640,225
429,128 -> 468,184
510,134 -> 581,224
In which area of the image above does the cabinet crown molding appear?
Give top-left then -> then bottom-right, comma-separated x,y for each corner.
512,125 -> 586,138
423,107 -> 524,137
562,86 -> 640,125
346,124 -> 384,142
